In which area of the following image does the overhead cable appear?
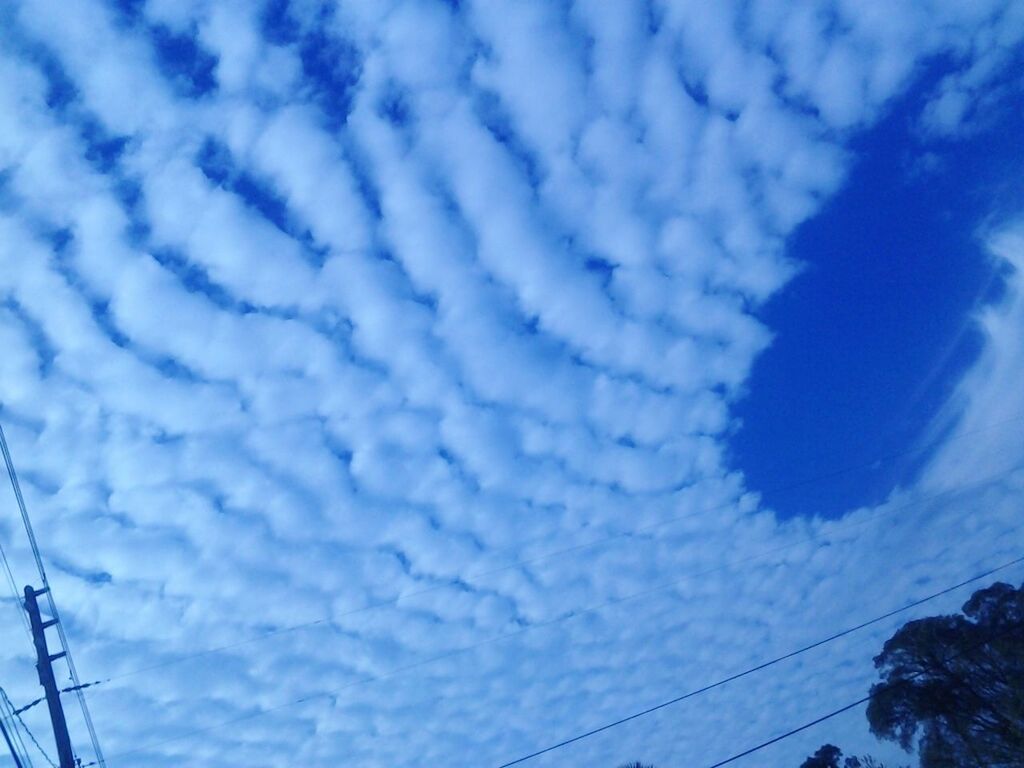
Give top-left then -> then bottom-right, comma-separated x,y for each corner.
91,446 -> 1024,688
0,686 -> 33,768
0,423 -> 105,767
703,622 -> 1024,768
492,552 -> 1024,767
83,546 -> 1024,764
3,696 -> 54,768
1,715 -> 26,768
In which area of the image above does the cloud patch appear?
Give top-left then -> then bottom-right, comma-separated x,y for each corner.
0,2 -> 1021,767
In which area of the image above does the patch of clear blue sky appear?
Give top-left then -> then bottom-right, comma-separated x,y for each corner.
731,60 -> 1024,520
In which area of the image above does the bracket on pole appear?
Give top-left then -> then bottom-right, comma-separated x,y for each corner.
23,585 -> 77,768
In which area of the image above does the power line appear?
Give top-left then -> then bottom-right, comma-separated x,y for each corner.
86,436 -> 1024,689
1,715 -> 26,768
14,720 -> 54,768
82,524 -> 1024,765
0,423 -> 105,768
91,461 -> 1023,693
709,699 -> 869,768
0,708 -> 30,768
70,472 -> 1023,762
0,687 -> 34,768
9,415 -> 1024,765
0,518 -> 31,644
702,622 -> 1024,768
491,553 -> 1024,767
60,467 -> 1024,765
0,545 -> 31,641
1,689 -> 55,768
13,680 -> 105,718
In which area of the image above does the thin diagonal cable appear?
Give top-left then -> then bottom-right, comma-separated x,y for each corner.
48,618 -> 102,767
98,620 -> 328,684
0,707 -> 28,768
67,477 -> 1020,763
1,689 -> 54,768
90,460 -> 1023,694
12,718 -> 55,768
0,546 -> 32,643
0,517 -> 31,644
93,433 -> 1024,688
0,688 -> 33,768
1,715 -> 26,768
492,552 -> 1024,766
708,699 -> 869,768
0,689 -> 31,768
703,623 -> 1024,768
0,423 -> 105,767
80,505 -> 1023,765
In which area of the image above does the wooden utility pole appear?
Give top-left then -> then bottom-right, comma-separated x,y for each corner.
23,585 -> 77,768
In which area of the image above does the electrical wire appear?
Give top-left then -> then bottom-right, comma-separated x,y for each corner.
0,687 -> 33,768
4,710 -> 54,768
8,413 -> 1024,765
0,517 -> 31,644
12,718 -> 55,768
1,716 -> 26,768
492,553 -> 1024,767
83,459 -> 1023,698
702,622 -> 1024,768
0,546 -> 31,643
85,425 -> 1024,689
0,689 -> 32,768
0,423 -> 105,767
80,525 -> 1024,765
13,680 -> 104,718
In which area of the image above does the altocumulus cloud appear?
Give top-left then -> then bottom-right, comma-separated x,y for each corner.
0,1 -> 1022,767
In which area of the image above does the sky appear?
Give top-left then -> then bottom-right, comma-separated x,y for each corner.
0,2 -> 1021,768
733,59 -> 1024,518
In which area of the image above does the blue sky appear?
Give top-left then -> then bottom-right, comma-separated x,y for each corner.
733,60 -> 1024,519
0,2 -> 1022,768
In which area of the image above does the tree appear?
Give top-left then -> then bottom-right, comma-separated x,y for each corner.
866,580 -> 1024,767
801,744 -> 844,768
800,743 -> 897,768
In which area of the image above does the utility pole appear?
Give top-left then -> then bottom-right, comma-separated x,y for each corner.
23,585 -> 77,768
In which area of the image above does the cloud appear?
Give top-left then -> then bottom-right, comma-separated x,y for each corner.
0,1 -> 1021,767
920,220 -> 1024,488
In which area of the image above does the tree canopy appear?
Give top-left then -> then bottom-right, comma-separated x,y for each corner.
799,743 -> 896,768
866,580 -> 1024,767
803,579 -> 1024,768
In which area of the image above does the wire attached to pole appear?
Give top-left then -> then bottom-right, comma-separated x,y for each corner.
1,714 -> 27,768
0,424 -> 106,768
0,686 -> 36,768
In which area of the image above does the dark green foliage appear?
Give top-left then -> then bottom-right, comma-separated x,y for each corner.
616,763 -> 654,768
866,581 -> 1024,767
800,743 -> 899,768
801,744 -> 844,768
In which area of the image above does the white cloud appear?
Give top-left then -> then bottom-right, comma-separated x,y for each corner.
0,1 -> 1020,767
920,221 -> 1024,489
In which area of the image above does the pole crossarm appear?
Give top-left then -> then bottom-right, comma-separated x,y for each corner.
23,586 -> 77,768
